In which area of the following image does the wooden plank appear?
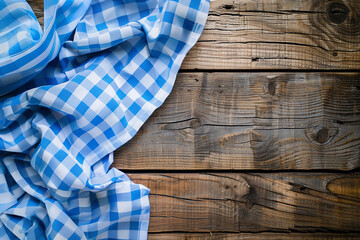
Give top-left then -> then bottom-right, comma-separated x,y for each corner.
114,72 -> 360,170
28,0 -> 360,70
182,0 -> 360,70
128,172 -> 360,233
148,233 -> 360,240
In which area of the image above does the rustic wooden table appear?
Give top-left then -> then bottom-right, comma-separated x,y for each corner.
29,0 -> 360,239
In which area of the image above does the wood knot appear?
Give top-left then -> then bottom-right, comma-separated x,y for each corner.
268,81 -> 276,96
189,118 -> 201,129
310,0 -> 360,44
305,121 -> 339,145
313,126 -> 329,144
241,185 -> 255,210
327,2 -> 349,24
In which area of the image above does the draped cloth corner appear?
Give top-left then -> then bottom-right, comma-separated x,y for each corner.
0,0 -> 209,239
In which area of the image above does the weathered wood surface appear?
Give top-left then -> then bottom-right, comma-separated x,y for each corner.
115,72 -> 360,170
148,233 -> 360,240
182,0 -> 360,70
129,172 -> 360,233
28,0 -> 360,70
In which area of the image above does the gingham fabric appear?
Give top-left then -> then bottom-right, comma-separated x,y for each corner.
0,0 -> 209,239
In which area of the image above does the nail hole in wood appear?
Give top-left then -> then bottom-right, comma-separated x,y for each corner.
327,2 -> 349,24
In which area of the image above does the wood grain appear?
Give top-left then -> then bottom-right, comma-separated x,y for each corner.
327,177 -> 360,199
148,233 -> 360,240
129,172 -> 360,233
28,0 -> 360,70
114,72 -> 360,170
182,0 -> 360,70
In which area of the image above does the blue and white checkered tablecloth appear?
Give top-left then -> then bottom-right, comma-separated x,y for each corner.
0,0 -> 209,239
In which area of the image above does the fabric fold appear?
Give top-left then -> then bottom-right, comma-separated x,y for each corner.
0,0 -> 209,239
